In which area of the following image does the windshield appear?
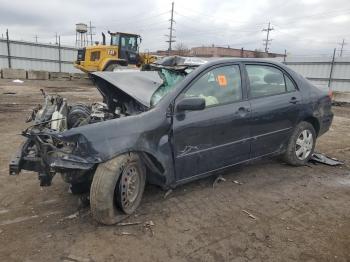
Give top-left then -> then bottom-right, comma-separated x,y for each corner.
150,69 -> 185,106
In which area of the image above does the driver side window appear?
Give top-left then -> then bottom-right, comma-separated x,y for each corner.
184,65 -> 242,107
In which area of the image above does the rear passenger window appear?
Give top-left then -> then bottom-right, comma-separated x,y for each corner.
246,65 -> 292,98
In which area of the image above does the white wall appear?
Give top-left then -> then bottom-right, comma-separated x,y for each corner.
0,39 -> 80,73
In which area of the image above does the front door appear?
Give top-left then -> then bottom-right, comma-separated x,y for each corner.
244,63 -> 302,157
172,64 -> 251,182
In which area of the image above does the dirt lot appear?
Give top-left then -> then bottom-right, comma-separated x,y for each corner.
0,79 -> 349,262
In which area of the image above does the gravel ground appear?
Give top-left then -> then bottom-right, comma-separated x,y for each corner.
0,79 -> 349,262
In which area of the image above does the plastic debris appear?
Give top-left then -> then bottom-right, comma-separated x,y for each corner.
163,189 -> 173,199
64,211 -> 79,219
119,232 -> 135,236
213,175 -> 226,188
12,79 -> 24,83
117,221 -> 141,226
242,209 -> 257,220
309,153 -> 344,166
144,220 -> 155,236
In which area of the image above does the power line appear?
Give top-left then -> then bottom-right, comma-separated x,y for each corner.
165,2 -> 176,52
262,22 -> 273,52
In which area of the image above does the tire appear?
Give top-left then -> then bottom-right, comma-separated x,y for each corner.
283,121 -> 316,166
90,153 -> 146,225
69,182 -> 90,195
104,63 -> 119,71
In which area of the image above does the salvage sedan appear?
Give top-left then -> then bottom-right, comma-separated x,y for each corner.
9,58 -> 333,224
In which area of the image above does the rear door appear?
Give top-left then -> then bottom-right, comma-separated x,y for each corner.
172,64 -> 251,182
244,63 -> 302,157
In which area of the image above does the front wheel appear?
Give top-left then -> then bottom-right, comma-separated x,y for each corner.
90,153 -> 146,225
104,63 -> 120,71
283,121 -> 316,166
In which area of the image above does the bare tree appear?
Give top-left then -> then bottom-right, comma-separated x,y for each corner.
175,42 -> 189,56
253,49 -> 265,58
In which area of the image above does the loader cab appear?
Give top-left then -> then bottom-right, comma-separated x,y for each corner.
109,32 -> 141,65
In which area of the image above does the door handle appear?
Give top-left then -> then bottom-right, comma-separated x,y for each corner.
236,107 -> 250,116
289,97 -> 299,104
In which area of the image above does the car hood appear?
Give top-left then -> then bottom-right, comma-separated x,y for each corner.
92,71 -> 164,108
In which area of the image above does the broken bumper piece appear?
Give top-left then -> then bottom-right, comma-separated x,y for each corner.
9,132 -> 97,186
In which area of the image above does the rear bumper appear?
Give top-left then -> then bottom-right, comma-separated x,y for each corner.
318,112 -> 334,137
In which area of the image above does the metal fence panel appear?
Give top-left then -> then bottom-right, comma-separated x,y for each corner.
268,56 -> 350,92
0,41 -> 8,56
287,64 -> 332,79
10,42 -> 58,60
0,57 -> 8,68
11,59 -> 59,72
332,63 -> 350,79
0,39 -> 79,73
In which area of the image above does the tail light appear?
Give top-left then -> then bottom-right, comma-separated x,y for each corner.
328,89 -> 333,99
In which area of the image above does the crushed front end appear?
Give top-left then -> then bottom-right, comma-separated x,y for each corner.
8,90 -> 112,187
9,126 -> 97,186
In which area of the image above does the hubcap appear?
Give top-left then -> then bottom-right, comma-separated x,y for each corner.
295,129 -> 313,160
119,164 -> 140,210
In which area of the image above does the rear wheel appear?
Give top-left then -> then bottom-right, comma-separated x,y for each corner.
90,153 -> 146,225
283,121 -> 316,166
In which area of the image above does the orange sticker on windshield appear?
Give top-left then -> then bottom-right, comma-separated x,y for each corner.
217,75 -> 227,87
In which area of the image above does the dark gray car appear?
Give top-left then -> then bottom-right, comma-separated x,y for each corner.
10,58 -> 333,224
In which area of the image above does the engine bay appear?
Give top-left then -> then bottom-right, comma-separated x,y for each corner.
27,89 -> 143,132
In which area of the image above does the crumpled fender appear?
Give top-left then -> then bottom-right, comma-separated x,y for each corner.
56,107 -> 175,185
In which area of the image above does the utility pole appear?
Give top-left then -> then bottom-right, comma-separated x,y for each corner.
166,2 -> 176,53
6,29 -> 11,68
88,21 -> 96,45
34,35 -> 39,43
328,48 -> 336,88
58,36 -> 62,73
55,32 -> 58,45
262,22 -> 274,53
338,39 -> 347,57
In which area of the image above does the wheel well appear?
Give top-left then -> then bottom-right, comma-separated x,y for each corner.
138,152 -> 166,186
103,60 -> 127,70
303,117 -> 320,136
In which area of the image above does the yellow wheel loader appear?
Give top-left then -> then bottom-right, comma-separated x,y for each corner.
74,31 -> 157,73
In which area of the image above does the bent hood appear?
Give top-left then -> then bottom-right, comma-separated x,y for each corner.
92,71 -> 163,108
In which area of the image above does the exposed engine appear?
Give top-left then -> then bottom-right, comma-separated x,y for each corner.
27,89 -> 129,131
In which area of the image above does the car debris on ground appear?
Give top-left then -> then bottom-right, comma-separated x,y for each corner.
12,79 -> 24,84
309,153 -> 344,166
144,220 -> 155,236
163,189 -> 173,199
242,209 -> 258,220
116,221 -> 141,226
213,175 -> 226,188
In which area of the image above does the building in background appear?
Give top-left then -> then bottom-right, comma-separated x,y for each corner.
154,45 -> 284,58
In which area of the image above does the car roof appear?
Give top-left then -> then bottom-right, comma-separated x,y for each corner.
203,57 -> 284,66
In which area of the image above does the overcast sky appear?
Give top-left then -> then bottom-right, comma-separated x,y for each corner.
0,0 -> 349,56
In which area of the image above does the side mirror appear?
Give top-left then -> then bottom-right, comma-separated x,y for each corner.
176,97 -> 205,112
